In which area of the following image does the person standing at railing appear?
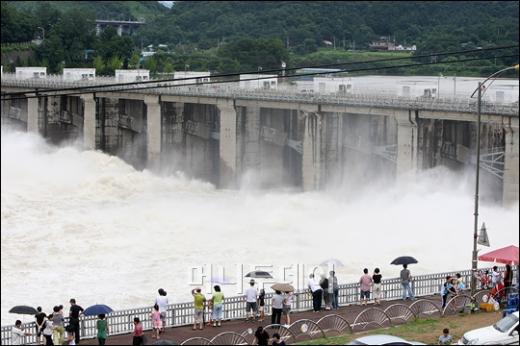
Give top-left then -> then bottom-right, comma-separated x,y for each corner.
211,285 -> 225,327
150,304 -> 162,340
258,289 -> 266,322
96,314 -> 108,346
154,288 -> 168,334
282,291 -> 293,326
441,276 -> 456,309
245,279 -> 258,321
504,264 -> 513,294
35,306 -> 47,345
359,268 -> 373,306
271,290 -> 284,325
400,264 -> 415,301
329,271 -> 339,310
43,314 -> 54,346
52,306 -> 65,346
191,288 -> 206,330
132,317 -> 144,346
69,299 -> 84,345
372,268 -> 383,306
307,274 -> 323,312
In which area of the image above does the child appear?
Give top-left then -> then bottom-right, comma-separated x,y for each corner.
272,332 -> 286,346
258,289 -> 266,322
133,317 -> 144,346
438,328 -> 453,345
151,304 -> 162,339
206,298 -> 214,327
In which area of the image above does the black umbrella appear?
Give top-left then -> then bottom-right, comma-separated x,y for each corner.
9,306 -> 38,315
390,256 -> 418,265
245,271 -> 273,279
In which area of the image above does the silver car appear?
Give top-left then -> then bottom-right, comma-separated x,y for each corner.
346,334 -> 426,345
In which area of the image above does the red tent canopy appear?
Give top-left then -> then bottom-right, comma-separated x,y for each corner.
478,245 -> 519,265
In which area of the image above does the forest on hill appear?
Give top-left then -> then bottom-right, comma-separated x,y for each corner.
1,1 -> 518,76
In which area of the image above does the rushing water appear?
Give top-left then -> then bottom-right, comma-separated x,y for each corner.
1,129 -> 518,325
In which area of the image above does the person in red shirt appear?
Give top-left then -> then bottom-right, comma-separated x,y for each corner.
132,317 -> 144,346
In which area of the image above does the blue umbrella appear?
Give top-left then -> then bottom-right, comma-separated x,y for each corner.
83,304 -> 113,316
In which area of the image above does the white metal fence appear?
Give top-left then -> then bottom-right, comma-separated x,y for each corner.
1,266 -> 514,345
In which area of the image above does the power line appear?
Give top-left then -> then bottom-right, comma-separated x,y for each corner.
1,53 -> 518,101
1,45 -> 517,97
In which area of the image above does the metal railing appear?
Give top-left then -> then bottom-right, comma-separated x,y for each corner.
2,266 -> 514,345
2,74 -> 518,117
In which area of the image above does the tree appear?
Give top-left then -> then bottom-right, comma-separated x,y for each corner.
129,52 -> 141,69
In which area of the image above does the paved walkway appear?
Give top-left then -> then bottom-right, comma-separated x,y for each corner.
80,295 -> 441,345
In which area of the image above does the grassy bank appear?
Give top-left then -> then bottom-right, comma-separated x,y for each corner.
297,311 -> 501,345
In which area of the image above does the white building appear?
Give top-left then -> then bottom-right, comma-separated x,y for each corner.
115,69 -> 150,82
173,71 -> 211,86
313,77 -> 353,94
62,68 -> 96,81
239,74 -> 278,90
15,67 -> 47,79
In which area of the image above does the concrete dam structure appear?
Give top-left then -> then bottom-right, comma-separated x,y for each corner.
1,74 -> 519,205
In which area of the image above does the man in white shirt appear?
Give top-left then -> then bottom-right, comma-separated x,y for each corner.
307,274 -> 323,312
155,288 -> 169,333
11,320 -> 31,345
245,279 -> 258,321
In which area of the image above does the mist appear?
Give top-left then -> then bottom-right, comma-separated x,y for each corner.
1,128 -> 518,324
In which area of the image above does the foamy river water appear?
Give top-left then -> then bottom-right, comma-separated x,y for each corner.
1,130 -> 518,325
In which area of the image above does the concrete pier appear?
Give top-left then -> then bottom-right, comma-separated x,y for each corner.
396,110 -> 418,177
27,97 -> 39,133
144,96 -> 161,169
81,94 -> 96,150
217,101 -> 238,187
302,112 -> 322,190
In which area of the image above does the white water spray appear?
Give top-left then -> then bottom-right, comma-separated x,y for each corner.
1,129 -> 518,325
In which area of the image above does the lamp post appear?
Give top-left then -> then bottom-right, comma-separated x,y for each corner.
469,64 -> 519,296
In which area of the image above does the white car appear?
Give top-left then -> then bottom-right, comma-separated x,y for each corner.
458,311 -> 519,345
346,335 -> 426,345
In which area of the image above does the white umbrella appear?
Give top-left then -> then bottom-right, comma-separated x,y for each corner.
320,258 -> 344,272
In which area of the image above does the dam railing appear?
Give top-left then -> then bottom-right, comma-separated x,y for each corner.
1,266 -> 514,345
2,74 -> 518,117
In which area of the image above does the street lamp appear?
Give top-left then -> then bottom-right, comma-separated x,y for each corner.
469,63 -> 519,296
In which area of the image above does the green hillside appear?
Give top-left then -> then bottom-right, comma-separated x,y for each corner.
1,1 -> 518,76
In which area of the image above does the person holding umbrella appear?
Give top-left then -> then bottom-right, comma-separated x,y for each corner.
400,264 -> 415,300
11,320 -> 32,345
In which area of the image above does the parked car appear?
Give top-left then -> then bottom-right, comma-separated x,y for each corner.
346,335 -> 426,345
457,311 -> 519,345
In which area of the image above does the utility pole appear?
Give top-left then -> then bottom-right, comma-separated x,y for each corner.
471,82 -> 482,297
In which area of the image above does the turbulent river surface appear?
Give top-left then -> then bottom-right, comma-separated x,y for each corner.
1,129 -> 518,325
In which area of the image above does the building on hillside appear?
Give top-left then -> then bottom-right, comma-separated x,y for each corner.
173,71 -> 211,85
115,69 -> 150,82
15,67 -> 47,79
62,68 -> 96,81
239,74 -> 278,90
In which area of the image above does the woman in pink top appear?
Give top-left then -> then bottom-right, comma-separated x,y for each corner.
151,304 -> 162,339
359,268 -> 373,306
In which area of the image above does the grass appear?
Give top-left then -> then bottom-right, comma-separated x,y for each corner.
297,311 -> 502,345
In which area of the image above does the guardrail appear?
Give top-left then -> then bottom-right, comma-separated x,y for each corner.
2,266 -> 514,345
2,74 -> 518,116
